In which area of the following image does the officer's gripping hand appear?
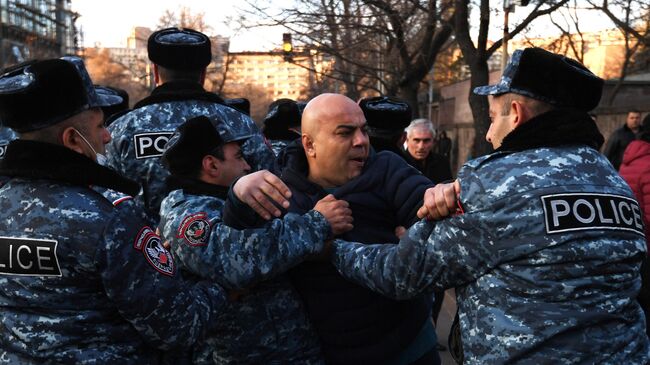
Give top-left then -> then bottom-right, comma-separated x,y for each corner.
314,194 -> 353,236
233,170 -> 292,220
417,180 -> 460,221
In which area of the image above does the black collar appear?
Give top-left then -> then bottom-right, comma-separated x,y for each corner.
0,140 -> 140,196
497,109 -> 604,153
165,175 -> 229,200
134,81 -> 226,109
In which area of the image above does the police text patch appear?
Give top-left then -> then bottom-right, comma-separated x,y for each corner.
541,193 -> 644,236
0,236 -> 61,277
133,132 -> 173,159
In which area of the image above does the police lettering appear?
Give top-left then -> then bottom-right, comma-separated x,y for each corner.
0,237 -> 61,276
541,193 -> 644,236
133,132 -> 174,159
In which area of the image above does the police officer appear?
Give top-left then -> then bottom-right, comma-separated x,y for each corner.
0,57 -> 227,364
158,115 -> 353,364
262,98 -> 302,155
331,48 -> 650,363
358,95 -> 411,156
106,27 -> 274,224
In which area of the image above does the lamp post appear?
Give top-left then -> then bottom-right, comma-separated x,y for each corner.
502,0 -> 530,71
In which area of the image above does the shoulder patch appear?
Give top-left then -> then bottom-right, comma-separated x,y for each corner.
541,192 -> 645,236
141,232 -> 175,276
134,226 -> 155,250
0,236 -> 61,277
133,131 -> 174,159
177,212 -> 211,247
112,196 -> 133,206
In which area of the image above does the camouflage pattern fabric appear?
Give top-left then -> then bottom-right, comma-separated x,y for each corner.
269,139 -> 291,156
332,145 -> 650,364
159,188 -> 328,364
0,179 -> 226,364
107,100 -> 274,224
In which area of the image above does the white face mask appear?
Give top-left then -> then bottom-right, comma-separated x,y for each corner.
73,128 -> 107,166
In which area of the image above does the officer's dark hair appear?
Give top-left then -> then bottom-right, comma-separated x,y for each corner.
629,109 -> 642,115
182,145 -> 226,180
157,65 -> 204,84
19,108 -> 100,145
499,93 -> 554,117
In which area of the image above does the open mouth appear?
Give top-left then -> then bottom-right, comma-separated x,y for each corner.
350,157 -> 365,165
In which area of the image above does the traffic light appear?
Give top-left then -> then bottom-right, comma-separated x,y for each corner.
282,33 -> 293,62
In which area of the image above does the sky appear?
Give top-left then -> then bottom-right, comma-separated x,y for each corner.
72,1 -> 619,52
71,0 -> 285,52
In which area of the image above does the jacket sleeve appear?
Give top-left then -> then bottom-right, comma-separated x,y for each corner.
168,209 -> 331,290
331,210 -> 501,300
602,131 -> 620,165
97,206 -> 227,350
383,154 -> 435,226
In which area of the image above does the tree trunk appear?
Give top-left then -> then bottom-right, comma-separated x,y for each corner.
398,81 -> 421,119
468,59 -> 492,158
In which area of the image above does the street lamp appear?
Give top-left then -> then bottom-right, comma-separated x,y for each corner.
502,0 -> 530,71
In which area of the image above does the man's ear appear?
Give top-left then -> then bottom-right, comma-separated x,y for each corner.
511,100 -> 528,128
202,155 -> 220,177
302,134 -> 316,157
61,126 -> 85,155
153,64 -> 161,85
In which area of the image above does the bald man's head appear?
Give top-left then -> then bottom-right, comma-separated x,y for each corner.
301,93 -> 369,188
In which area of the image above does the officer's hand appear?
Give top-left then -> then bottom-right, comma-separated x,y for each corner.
233,170 -> 292,220
417,180 -> 461,220
314,194 -> 353,236
394,226 -> 406,239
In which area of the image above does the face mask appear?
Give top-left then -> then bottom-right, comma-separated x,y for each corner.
73,128 -> 107,166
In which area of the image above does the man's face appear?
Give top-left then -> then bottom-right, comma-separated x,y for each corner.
214,142 -> 251,186
311,107 -> 369,187
627,112 -> 642,131
406,128 -> 434,161
486,95 -> 516,150
79,108 -> 111,157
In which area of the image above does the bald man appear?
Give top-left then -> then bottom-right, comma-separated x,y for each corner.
226,93 -> 439,365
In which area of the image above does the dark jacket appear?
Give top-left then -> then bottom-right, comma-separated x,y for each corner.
603,124 -> 636,170
274,142 -> 434,364
404,150 -> 453,183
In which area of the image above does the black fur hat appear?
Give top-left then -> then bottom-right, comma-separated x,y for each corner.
225,98 -> 251,116
263,98 -> 301,140
359,96 -> 412,137
95,85 -> 130,126
474,47 -> 603,111
148,27 -> 212,70
0,57 -> 123,133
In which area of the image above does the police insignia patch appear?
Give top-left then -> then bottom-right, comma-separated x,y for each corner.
134,226 -> 155,250
177,212 -> 211,246
142,233 -> 175,276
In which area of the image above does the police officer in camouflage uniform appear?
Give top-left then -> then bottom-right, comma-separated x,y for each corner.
106,27 -> 274,224
0,57 -> 227,364
262,98 -> 302,155
331,48 -> 650,364
158,115 -> 353,364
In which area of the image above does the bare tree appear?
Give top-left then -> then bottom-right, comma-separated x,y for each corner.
452,0 -> 569,157
157,6 -> 213,34
84,48 -> 149,107
241,0 -> 454,115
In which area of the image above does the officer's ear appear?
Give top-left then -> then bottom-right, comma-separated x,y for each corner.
61,126 -> 86,155
511,99 -> 529,128
202,154 -> 221,178
302,133 -> 316,158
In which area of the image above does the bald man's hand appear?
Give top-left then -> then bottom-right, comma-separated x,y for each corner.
233,170 -> 292,220
417,180 -> 461,221
314,194 -> 353,236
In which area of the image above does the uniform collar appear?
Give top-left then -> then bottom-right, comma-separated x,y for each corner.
165,175 -> 228,200
0,139 -> 140,196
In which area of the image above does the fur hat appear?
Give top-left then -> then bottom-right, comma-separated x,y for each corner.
148,27 -> 212,70
359,96 -> 412,137
474,47 -> 603,111
224,98 -> 251,116
263,98 -> 301,140
0,57 -> 123,133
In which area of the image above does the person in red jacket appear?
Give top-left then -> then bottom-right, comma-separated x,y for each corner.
619,112 -> 650,337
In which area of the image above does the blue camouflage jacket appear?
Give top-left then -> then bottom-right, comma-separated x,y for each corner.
332,110 -> 650,364
158,177 -> 328,364
0,126 -> 16,160
106,81 -> 274,224
0,140 -> 226,364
